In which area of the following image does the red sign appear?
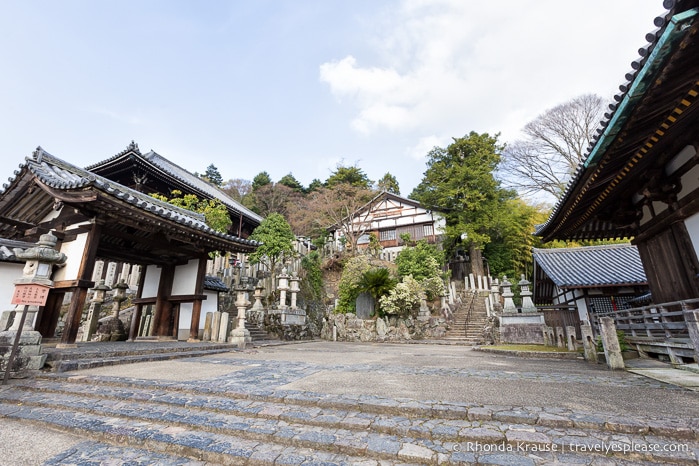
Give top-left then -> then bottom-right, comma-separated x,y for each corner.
11,283 -> 51,306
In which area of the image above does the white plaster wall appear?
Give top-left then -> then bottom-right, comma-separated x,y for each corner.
52,232 -> 88,282
0,263 -> 24,309
685,211 -> 699,261
177,302 -> 194,340
574,289 -> 590,323
178,297 -> 213,340
202,290 -> 218,314
172,259 -> 198,295
140,265 -> 161,299
679,165 -> 699,201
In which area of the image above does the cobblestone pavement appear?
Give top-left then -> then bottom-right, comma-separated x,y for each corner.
0,341 -> 697,465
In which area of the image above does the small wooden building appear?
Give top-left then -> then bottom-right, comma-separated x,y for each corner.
533,244 -> 649,331
334,191 -> 445,261
0,147 -> 258,345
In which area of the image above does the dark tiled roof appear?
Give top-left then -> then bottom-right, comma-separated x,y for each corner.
203,275 -> 229,292
142,151 -> 263,223
0,237 -> 34,262
533,244 -> 647,288
20,148 -> 258,249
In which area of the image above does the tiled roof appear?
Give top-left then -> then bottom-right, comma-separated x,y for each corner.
536,2 -> 681,239
203,275 -> 229,292
532,244 -> 647,288
0,238 -> 35,263
22,148 -> 258,249
142,151 -> 263,223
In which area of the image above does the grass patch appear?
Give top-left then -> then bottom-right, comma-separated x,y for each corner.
484,344 -> 578,353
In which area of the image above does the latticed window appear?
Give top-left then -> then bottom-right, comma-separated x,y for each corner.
380,229 -> 396,241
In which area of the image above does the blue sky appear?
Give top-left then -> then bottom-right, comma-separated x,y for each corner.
1,0 -> 662,199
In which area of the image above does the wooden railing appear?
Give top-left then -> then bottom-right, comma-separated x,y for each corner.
595,298 -> 699,339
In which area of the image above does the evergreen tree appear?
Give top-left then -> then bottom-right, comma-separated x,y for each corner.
203,164 -> 223,186
377,172 -> 400,195
411,132 -> 511,276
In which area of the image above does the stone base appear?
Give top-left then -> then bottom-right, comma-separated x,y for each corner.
500,314 -> 546,345
0,330 -> 47,378
229,327 -> 251,349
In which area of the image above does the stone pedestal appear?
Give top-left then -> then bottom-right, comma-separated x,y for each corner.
499,312 -> 546,344
0,311 -> 47,378
251,285 -> 265,311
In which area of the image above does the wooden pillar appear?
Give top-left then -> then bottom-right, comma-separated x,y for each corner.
36,290 -> 65,338
152,264 -> 175,338
189,255 -> 209,341
60,224 -> 101,346
128,270 -> 148,341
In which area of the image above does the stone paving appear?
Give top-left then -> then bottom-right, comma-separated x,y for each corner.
0,341 -> 697,465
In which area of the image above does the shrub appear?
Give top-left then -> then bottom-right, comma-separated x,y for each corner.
379,275 -> 422,317
395,240 -> 443,281
336,255 -> 372,313
421,276 -> 446,301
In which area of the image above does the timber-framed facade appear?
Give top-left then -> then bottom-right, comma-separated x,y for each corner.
0,146 -> 258,345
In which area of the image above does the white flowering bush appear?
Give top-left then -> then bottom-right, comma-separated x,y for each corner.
379,275 -> 422,316
422,276 -> 446,301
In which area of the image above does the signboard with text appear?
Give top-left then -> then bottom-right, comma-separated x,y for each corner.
11,283 -> 51,306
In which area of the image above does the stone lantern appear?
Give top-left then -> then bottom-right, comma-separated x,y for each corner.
229,279 -> 252,348
1,233 -> 66,380
500,276 -> 517,313
277,266 -> 290,310
518,274 -> 537,313
289,272 -> 301,310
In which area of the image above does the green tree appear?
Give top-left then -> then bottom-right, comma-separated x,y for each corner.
307,178 -> 323,193
248,213 -> 296,277
377,172 -> 400,195
150,190 -> 231,233
203,164 -> 223,187
278,173 -> 305,193
252,171 -> 272,191
485,199 -> 548,278
326,163 -> 372,189
411,132 -> 510,277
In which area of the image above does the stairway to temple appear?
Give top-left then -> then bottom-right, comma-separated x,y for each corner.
1,371 -> 695,464
444,290 -> 489,344
245,321 -> 277,342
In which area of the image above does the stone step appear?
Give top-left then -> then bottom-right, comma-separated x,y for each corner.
1,374 -> 696,464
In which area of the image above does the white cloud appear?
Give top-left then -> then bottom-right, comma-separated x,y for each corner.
407,135 -> 446,161
319,0 -> 661,143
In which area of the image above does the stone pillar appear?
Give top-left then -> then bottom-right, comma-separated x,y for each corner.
289,274 -> 300,310
555,326 -> 565,348
565,325 -> 577,351
501,277 -> 516,313
599,317 -> 624,370
683,309 -> 699,362
217,312 -> 229,343
229,285 -> 251,348
277,268 -> 290,310
80,281 -> 110,342
203,312 -> 213,341
212,312 -> 222,341
580,321 -> 598,363
518,275 -> 536,313
542,327 -> 551,346
105,262 -> 118,287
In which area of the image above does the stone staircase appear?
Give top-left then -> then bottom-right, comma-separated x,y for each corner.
41,342 -> 239,373
445,290 -> 488,344
245,322 -> 277,343
0,373 -> 696,464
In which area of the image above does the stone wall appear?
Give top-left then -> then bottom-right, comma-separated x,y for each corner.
320,313 -> 449,342
247,310 -> 313,341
